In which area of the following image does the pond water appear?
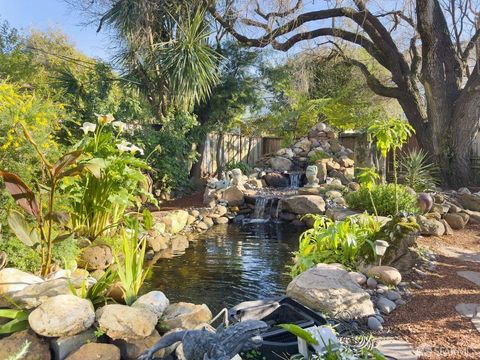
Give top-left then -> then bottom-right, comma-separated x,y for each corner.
144,222 -> 303,315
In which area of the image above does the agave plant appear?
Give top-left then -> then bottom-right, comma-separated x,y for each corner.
399,149 -> 439,192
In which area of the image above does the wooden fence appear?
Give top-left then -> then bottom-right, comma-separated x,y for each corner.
201,133 -> 258,175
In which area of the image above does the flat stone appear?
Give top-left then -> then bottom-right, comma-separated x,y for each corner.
376,338 -> 417,360
51,329 -> 96,360
163,302 -> 213,330
348,271 -> 367,285
457,271 -> 480,287
0,329 -> 51,360
367,316 -> 383,331
377,297 -> 397,314
455,303 -> 480,318
0,268 -> 43,294
132,291 -> 169,320
66,343 -> 120,360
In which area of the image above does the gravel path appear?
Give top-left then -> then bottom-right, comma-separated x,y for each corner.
385,225 -> 480,360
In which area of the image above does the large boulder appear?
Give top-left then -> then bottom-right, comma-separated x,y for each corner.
286,264 -> 375,319
163,302 -> 213,329
456,193 -> 480,211
29,295 -> 95,337
132,291 -> 169,320
282,195 -> 326,215
79,245 -> 113,271
153,210 -> 189,234
0,268 -> 43,294
269,156 -> 293,171
66,343 -> 120,360
263,173 -> 289,188
0,330 -> 51,360
443,213 -> 468,229
95,304 -> 157,340
9,278 -> 76,309
417,216 -> 445,236
366,266 -> 402,286
294,138 -> 312,152
222,186 -> 245,206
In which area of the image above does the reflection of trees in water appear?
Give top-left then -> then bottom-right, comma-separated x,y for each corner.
145,223 -> 302,313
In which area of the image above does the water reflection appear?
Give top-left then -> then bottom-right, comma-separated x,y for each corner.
144,222 -> 302,315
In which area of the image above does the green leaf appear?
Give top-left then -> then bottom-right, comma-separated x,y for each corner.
0,319 -> 29,334
143,209 -> 153,230
278,323 -> 319,345
0,309 -> 28,320
7,210 -> 39,247
53,150 -> 83,178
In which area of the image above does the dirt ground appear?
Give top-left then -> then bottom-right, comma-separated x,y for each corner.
386,225 -> 480,359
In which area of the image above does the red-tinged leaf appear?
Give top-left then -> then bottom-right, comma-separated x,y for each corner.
0,171 -> 39,218
53,150 -> 83,177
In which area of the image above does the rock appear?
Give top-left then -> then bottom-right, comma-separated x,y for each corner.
458,187 -> 471,194
441,219 -> 454,235
105,282 -> 125,303
367,277 -> 378,289
294,138 -> 312,152
443,213 -> 467,229
171,235 -> 189,253
349,271 -> 367,285
79,245 -> 113,271
417,216 -> 445,236
430,203 -> 445,215
213,205 -> 228,217
280,212 -> 297,221
448,203 -> 463,213
113,330 -> 164,360
269,156 -> 293,171
263,173 -> 289,187
286,264 -> 375,319
132,291 -> 169,320
203,217 -> 214,228
366,266 -> 402,286
325,208 -> 360,221
51,329 -> 96,360
325,190 -> 343,199
456,193 -> 480,211
148,234 -> 170,252
417,193 -> 433,214
0,268 -> 43,294
338,155 -> 354,168
96,304 -> 157,340
66,343 -> 120,360
348,182 -> 360,191
153,210 -> 189,234
29,295 -> 95,337
276,148 -> 294,159
196,221 -> 209,231
282,195 -> 326,215
8,278 -> 75,309
163,302 -> 213,329
222,186 -> 245,206
315,161 -> 328,184
0,329 -> 51,360
386,290 -> 401,301
186,215 -> 196,225
367,316 -> 383,331
214,216 -> 229,224
377,297 -> 397,314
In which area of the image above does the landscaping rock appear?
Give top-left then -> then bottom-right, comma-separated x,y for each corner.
443,213 -> 467,229
282,195 -> 326,215
367,277 -> 378,289
441,219 -> 454,235
171,235 -> 189,253
377,297 -> 397,314
113,329 -> 164,359
79,245 -> 113,271
269,156 -> 293,171
8,278 -> 73,309
51,329 -> 96,360
367,316 -> 383,331
386,290 -> 401,302
222,186 -> 245,206
366,266 -> 402,286
417,216 -> 445,236
456,193 -> 480,211
132,291 -> 169,320
147,234 -> 170,252
263,173 -> 289,187
0,329 -> 51,360
286,264 -> 375,319
325,208 -> 360,221
0,268 -> 43,294
349,271 -> 367,286
153,210 -> 189,234
95,304 -> 157,340
214,216 -> 229,224
66,343 -> 120,360
163,302 -> 213,329
29,295 -> 95,337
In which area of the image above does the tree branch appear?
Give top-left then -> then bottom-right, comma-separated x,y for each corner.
254,0 -> 303,21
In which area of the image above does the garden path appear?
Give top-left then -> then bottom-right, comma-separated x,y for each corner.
384,225 -> 480,360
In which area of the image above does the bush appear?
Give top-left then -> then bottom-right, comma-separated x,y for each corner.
308,150 -> 330,164
399,149 -> 439,192
346,184 -> 419,216
224,161 -> 251,175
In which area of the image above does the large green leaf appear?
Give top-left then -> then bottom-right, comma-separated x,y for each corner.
0,319 -> 29,334
7,210 -> 39,247
278,323 -> 318,345
52,150 -> 83,178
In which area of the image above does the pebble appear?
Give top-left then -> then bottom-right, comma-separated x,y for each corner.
375,315 -> 385,324
395,299 -> 406,306
367,316 -> 383,331
386,290 -> 401,301
377,297 -> 397,314
367,277 -> 378,289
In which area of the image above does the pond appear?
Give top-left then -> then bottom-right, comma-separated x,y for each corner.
144,222 -> 303,315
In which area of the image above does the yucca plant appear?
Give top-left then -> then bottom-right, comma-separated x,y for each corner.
399,149 -> 439,192
114,219 -> 150,305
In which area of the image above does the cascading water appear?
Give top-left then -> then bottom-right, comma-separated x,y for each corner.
289,173 -> 301,189
253,197 -> 269,219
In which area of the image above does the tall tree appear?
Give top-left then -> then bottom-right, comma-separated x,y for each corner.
207,0 -> 480,187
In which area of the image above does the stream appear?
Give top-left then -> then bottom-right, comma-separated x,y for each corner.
143,222 -> 303,315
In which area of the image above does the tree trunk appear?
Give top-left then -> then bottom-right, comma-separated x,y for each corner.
189,136 -> 207,179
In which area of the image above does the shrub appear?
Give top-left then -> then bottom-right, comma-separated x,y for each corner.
346,184 -> 418,216
399,149 -> 439,192
224,161 -> 251,175
308,150 -> 330,164
0,236 -> 41,273
290,214 -> 381,277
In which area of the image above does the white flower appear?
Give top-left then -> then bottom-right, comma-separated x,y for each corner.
80,122 -> 97,134
129,144 -> 144,156
112,121 -> 126,132
96,113 -> 115,125
116,140 -> 131,153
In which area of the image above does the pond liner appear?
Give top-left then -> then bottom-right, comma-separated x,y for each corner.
229,297 -> 327,359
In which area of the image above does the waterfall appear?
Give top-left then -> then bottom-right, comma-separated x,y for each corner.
289,173 -> 301,189
273,199 -> 282,219
253,197 -> 269,219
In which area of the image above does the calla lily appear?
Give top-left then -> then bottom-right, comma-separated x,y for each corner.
96,113 -> 115,125
80,122 -> 97,134
112,121 -> 126,132
129,145 -> 144,156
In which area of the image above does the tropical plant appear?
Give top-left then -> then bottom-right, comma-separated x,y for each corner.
399,149 -> 439,192
74,268 -> 117,309
114,217 -> 151,305
346,184 -> 419,217
368,117 -> 415,213
0,309 -> 29,334
62,114 -> 155,240
290,215 -> 381,277
357,167 -> 381,217
0,123 -> 94,276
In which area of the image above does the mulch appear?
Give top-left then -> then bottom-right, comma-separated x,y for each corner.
385,227 -> 480,360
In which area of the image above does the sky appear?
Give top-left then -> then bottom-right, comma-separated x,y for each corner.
0,0 -> 110,60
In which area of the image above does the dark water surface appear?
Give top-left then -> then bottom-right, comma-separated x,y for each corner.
144,222 -> 302,315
